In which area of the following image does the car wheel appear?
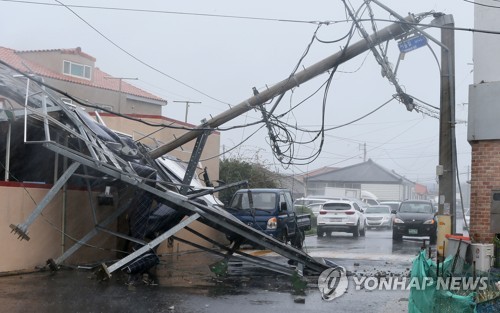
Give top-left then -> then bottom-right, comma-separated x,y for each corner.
360,221 -> 366,237
317,228 -> 324,238
352,223 -> 360,237
280,231 -> 288,244
293,231 -> 305,249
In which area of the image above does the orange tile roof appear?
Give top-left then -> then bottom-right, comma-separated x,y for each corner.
16,47 -> 97,62
415,183 -> 428,195
0,46 -> 165,102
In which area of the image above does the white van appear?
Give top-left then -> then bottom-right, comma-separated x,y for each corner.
361,190 -> 379,206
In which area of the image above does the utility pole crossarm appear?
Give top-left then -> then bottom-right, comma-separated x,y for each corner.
148,15 -> 418,160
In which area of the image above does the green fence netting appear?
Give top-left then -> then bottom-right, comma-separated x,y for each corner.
408,251 -> 492,313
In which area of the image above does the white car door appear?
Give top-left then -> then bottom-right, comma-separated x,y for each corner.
353,202 -> 366,229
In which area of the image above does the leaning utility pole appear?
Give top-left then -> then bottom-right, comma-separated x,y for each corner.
148,15 -> 418,160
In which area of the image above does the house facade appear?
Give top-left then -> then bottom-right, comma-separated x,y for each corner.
304,159 -> 427,202
0,47 -> 222,273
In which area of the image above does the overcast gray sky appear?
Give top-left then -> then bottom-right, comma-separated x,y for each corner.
1,0 -> 477,187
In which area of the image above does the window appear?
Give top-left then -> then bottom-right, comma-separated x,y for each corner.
63,60 -> 91,80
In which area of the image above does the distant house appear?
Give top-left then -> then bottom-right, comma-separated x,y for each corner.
304,159 -> 427,201
414,183 -> 429,199
0,46 -> 166,114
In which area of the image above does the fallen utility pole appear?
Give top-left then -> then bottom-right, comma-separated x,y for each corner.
149,15 -> 418,159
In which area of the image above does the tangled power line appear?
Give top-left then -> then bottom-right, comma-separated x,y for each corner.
253,1 -> 444,168
4,0 -> 471,169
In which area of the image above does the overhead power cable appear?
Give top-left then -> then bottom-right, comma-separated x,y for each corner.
260,1 -> 369,168
1,0 -> 344,25
342,0 -> 416,112
356,18 -> 500,36
463,0 -> 500,9
55,0 -> 231,106
2,1 -> 497,34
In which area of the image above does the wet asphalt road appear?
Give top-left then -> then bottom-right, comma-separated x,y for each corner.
0,228 -> 437,313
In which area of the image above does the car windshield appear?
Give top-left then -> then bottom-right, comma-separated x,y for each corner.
322,203 -> 352,211
381,202 -> 400,211
399,202 -> 433,214
230,192 -> 276,211
365,206 -> 391,214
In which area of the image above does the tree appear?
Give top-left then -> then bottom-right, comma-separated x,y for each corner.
218,158 -> 278,204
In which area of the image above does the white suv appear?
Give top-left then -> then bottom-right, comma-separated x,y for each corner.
317,200 -> 367,237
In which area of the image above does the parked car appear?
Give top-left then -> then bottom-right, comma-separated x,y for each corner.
392,200 -> 437,243
317,200 -> 366,238
345,197 -> 370,212
361,190 -> 380,206
307,202 -> 324,217
226,189 -> 311,248
364,205 -> 393,229
293,197 -> 328,209
379,201 -> 401,213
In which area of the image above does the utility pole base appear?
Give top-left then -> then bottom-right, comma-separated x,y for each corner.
436,215 -> 452,259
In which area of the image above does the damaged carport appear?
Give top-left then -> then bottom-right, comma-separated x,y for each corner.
0,62 -> 332,280
2,13 -> 421,283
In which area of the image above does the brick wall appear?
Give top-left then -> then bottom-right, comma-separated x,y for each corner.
470,140 -> 499,243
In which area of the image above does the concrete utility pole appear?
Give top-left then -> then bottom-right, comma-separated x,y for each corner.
148,15 -> 418,159
173,100 -> 201,123
437,15 -> 456,235
360,143 -> 367,162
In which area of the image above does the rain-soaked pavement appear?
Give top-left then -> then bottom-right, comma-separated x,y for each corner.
0,229 -> 441,313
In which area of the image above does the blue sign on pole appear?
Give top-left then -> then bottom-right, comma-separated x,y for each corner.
397,35 -> 428,53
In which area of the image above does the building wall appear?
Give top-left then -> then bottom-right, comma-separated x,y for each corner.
360,184 -> 403,201
469,140 -> 498,243
1,183 -> 227,273
0,183 -> 116,272
46,78 -> 163,116
17,50 -> 164,115
473,2 -> 500,84
17,50 -> 94,76
468,2 -> 500,243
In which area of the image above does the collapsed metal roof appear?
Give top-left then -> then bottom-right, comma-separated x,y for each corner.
0,61 -> 333,281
